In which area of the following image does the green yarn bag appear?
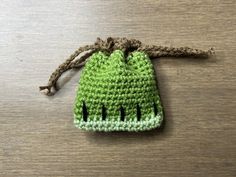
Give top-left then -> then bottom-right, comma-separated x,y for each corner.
40,37 -> 212,132
74,50 -> 163,131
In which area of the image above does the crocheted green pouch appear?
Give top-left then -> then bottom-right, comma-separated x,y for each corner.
40,37 -> 212,132
74,50 -> 163,131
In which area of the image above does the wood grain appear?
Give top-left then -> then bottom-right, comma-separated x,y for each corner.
0,0 -> 235,176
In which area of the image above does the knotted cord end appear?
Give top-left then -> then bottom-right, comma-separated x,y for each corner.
39,85 -> 55,96
208,47 -> 215,56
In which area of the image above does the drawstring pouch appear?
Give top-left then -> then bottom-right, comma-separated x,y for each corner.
40,37 -> 213,132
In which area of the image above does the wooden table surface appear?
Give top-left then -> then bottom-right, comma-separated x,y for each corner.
1,0 -> 235,176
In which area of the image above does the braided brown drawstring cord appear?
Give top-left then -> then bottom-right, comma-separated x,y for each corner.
40,37 -> 214,96
39,44 -> 98,95
138,45 -> 214,58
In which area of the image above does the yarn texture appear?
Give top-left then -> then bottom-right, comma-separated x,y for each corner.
74,50 -> 163,131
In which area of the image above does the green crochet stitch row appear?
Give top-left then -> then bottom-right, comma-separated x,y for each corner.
74,50 -> 163,131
